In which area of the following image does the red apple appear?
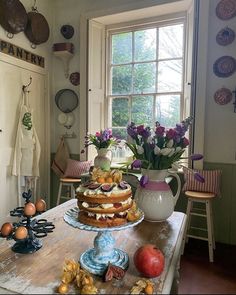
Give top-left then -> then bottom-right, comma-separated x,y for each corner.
133,244 -> 165,278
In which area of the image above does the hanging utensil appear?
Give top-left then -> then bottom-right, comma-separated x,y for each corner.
0,0 -> 28,38
24,1 -> 50,48
55,89 -> 79,113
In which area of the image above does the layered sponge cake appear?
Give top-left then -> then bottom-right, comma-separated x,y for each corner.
76,168 -> 140,227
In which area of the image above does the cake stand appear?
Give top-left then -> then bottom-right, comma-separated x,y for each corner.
64,207 -> 144,275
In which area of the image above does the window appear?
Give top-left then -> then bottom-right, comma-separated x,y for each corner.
107,20 -> 185,139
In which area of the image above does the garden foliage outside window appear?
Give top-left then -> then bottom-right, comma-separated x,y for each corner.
107,21 -> 185,141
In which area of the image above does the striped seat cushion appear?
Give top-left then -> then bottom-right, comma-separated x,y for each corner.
63,159 -> 92,178
182,167 -> 222,196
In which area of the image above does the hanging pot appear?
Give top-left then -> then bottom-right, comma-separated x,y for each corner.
24,10 -> 50,47
0,0 -> 28,36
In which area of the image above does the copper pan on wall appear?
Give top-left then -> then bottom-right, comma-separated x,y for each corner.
24,10 -> 50,47
0,0 -> 28,37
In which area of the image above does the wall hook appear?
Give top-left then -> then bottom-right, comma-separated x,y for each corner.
22,77 -> 32,92
32,0 -> 38,11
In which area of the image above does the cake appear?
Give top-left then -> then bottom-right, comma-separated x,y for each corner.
76,168 -> 141,227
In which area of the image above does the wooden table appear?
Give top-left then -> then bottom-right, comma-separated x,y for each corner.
0,199 -> 186,294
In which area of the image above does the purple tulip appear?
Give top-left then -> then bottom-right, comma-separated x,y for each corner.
137,125 -> 145,135
194,172 -> 205,183
174,134 -> 181,143
131,159 -> 142,169
155,126 -> 165,137
141,127 -> 151,139
183,137 -> 190,147
140,175 -> 149,187
190,154 -> 204,161
127,123 -> 138,139
166,128 -> 176,139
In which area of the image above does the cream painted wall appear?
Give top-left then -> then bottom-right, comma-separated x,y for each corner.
204,0 -> 236,164
50,0 -> 86,155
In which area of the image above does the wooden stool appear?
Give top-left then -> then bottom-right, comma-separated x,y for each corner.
56,178 -> 81,206
182,190 -> 216,262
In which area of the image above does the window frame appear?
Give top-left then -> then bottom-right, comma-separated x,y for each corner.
105,16 -> 187,135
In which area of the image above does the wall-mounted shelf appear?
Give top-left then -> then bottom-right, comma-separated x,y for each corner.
53,43 -> 74,78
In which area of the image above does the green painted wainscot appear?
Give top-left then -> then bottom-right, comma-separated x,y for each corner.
50,157 -> 236,246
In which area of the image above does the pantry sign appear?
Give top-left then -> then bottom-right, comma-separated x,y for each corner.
0,39 -> 45,68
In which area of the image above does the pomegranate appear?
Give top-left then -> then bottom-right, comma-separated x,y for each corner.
133,244 -> 165,278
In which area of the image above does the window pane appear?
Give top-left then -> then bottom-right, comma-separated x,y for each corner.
112,65 -> 132,95
131,96 -> 154,125
159,24 -> 183,59
112,32 -> 132,64
134,29 -> 156,61
112,97 -> 129,127
156,94 -> 180,127
134,63 -> 156,94
158,60 -> 182,92
112,128 -> 127,140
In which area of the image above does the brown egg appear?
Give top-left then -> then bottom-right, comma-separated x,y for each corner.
1,222 -> 13,237
35,199 -> 46,212
24,202 -> 36,216
15,226 -> 28,240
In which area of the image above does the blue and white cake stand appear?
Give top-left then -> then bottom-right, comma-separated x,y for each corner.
64,207 -> 144,276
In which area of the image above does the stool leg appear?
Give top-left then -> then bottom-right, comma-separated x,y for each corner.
209,200 -> 216,250
185,199 -> 193,244
57,182 -> 63,206
182,198 -> 192,255
206,200 -> 214,262
70,184 -> 75,199
72,185 -> 76,198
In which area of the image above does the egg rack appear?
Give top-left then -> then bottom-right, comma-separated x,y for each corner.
0,190 -> 55,254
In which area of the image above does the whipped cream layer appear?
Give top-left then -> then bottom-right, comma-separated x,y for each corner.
76,182 -> 131,197
81,197 -> 132,209
87,210 -> 128,220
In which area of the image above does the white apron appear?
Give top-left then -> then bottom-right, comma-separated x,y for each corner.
12,91 -> 41,205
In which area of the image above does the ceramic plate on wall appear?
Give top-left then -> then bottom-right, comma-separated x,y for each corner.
216,0 -> 236,20
214,87 -> 232,105
69,72 -> 80,86
58,113 -> 67,125
213,56 -> 236,77
216,27 -> 235,46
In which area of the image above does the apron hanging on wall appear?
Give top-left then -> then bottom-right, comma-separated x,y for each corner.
12,88 -> 41,206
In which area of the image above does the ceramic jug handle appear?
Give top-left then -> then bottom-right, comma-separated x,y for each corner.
167,170 -> 181,205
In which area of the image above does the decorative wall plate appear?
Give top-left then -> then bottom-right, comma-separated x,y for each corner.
61,24 -> 74,39
214,87 -> 232,105
216,0 -> 236,20
57,113 -> 67,125
213,56 -> 236,77
216,27 -> 235,45
69,72 -> 80,86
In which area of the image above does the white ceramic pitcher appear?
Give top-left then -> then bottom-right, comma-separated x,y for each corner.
134,169 -> 181,222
